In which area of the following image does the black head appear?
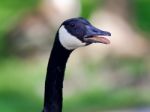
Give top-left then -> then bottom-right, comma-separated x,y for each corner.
58,17 -> 111,50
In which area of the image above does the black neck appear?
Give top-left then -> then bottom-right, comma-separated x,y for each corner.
43,33 -> 72,112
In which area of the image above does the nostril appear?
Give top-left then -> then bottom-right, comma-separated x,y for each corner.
103,31 -> 111,36
92,29 -> 98,33
107,32 -> 111,36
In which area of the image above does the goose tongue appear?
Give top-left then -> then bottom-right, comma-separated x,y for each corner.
84,36 -> 110,44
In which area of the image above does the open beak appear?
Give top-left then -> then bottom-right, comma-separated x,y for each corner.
83,25 -> 111,44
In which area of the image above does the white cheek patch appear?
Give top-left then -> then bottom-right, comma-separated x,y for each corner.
58,26 -> 86,50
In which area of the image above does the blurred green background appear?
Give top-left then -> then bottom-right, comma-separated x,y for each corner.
0,0 -> 150,112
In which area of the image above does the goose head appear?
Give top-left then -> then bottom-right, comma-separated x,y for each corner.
58,17 -> 111,50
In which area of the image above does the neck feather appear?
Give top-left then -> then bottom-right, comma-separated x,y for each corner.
43,33 -> 72,112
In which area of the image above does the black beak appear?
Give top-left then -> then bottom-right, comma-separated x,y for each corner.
83,25 -> 111,44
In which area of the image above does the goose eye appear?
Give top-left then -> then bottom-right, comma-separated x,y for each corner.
70,23 -> 75,27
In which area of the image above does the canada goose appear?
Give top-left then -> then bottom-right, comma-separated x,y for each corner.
43,17 -> 111,112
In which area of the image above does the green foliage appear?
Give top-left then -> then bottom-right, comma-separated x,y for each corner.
0,58 -> 43,112
0,0 -> 39,30
81,0 -> 101,18
0,91 -> 41,112
0,0 -> 39,55
64,88 -> 150,112
133,0 -> 150,34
